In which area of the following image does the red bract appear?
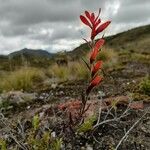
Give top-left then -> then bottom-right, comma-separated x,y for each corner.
96,21 -> 111,35
80,9 -> 111,40
91,61 -> 103,77
85,11 -> 91,19
90,38 -> 105,63
86,76 -> 102,95
80,15 -> 92,29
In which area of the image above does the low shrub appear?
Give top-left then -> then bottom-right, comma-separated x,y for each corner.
49,64 -> 70,81
69,61 -> 89,80
139,76 -> 150,96
47,61 -> 89,81
96,48 -> 118,70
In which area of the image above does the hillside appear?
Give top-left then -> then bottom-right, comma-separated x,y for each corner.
69,24 -> 150,59
106,24 -> 150,53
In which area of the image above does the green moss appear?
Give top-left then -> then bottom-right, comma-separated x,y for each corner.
0,139 -> 7,150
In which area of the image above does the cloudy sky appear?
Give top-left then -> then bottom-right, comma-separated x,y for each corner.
0,0 -> 150,55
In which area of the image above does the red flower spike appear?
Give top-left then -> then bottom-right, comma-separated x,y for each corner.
95,19 -> 101,28
80,9 -> 111,40
91,13 -> 95,24
90,38 -> 105,63
91,60 -> 103,77
94,8 -> 101,22
91,13 -> 95,19
80,15 -> 92,28
86,76 -> 102,95
96,21 -> 111,35
91,28 -> 96,40
94,38 -> 105,50
80,9 -> 111,98
85,11 -> 91,20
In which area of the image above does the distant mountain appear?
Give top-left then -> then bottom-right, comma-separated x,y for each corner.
0,48 -> 56,70
9,48 -> 54,58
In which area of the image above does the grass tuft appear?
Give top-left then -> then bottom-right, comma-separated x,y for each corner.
47,61 -> 89,81
0,67 -> 45,92
139,76 -> 150,96
96,48 -> 118,70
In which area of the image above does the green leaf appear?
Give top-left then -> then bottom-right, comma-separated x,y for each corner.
77,115 -> 96,133
51,138 -> 62,150
32,114 -> 40,130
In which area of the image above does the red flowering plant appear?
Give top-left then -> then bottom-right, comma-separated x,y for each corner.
57,9 -> 111,124
79,9 -> 111,118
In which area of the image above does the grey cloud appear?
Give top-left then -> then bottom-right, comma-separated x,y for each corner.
80,0 -> 106,11
0,0 -> 80,25
27,23 -> 83,43
0,24 -> 29,37
113,0 -> 150,23
50,25 -> 81,40
120,0 -> 150,6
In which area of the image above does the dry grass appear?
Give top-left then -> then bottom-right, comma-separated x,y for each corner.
69,61 -> 89,79
95,48 -> 118,70
48,64 -> 70,81
0,67 -> 45,92
47,61 -> 89,81
0,61 -> 89,92
131,53 -> 150,63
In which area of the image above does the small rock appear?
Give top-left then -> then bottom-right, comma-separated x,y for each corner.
51,131 -> 56,138
51,83 -> 57,89
132,80 -> 136,83
59,84 -> 64,88
39,112 -> 44,119
86,144 -> 93,150
129,101 -> 144,109
98,91 -> 105,98
59,91 -> 64,95
27,106 -> 31,109
0,91 -> 37,106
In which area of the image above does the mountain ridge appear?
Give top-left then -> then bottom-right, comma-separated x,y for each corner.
9,48 -> 55,58
68,24 -> 150,59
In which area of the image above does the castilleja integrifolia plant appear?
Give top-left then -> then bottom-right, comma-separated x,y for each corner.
79,9 -> 111,117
